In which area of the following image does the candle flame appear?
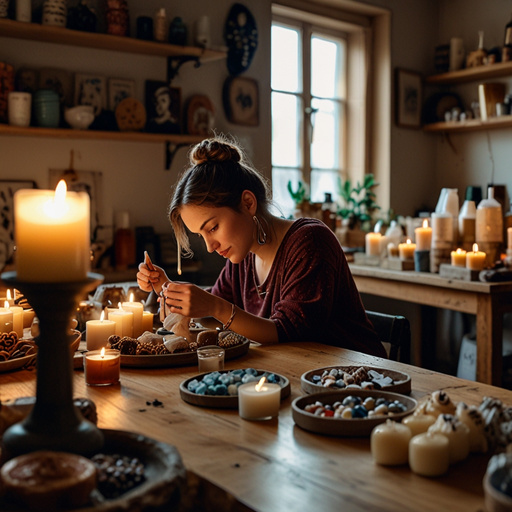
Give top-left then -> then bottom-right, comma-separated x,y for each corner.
3,300 -> 8,309
456,248 -> 464,254
406,238 -> 412,244
255,376 -> 266,392
100,310 -> 105,321
6,289 -> 11,300
55,180 -> 67,204
100,347 -> 105,358
473,243 -> 479,253
118,302 -> 122,310
129,292 -> 134,302
422,219 -> 429,228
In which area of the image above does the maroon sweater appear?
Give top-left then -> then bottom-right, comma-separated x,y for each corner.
211,218 -> 386,358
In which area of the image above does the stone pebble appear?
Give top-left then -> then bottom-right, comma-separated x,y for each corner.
187,368 -> 281,396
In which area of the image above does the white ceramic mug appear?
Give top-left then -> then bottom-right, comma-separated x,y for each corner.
8,91 -> 32,127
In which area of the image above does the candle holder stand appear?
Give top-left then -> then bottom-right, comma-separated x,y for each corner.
0,271 -> 105,461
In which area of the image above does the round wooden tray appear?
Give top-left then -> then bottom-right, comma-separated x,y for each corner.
180,369 -> 291,409
292,389 -> 417,437
0,429 -> 186,511
300,365 -> 411,395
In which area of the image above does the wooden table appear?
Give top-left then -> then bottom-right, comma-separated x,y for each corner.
349,263 -> 512,386
2,342 -> 512,511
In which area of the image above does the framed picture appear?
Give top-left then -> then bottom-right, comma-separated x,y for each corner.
0,180 -> 37,270
108,78 -> 136,111
144,80 -> 181,134
395,68 -> 422,128
223,76 -> 259,126
74,73 -> 107,116
186,95 -> 214,135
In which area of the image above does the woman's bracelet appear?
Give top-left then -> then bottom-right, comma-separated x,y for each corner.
223,303 -> 237,331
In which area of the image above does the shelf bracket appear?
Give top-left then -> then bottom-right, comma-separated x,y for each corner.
167,55 -> 201,83
165,142 -> 188,169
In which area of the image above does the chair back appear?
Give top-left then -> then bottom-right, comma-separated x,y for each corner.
366,310 -> 411,363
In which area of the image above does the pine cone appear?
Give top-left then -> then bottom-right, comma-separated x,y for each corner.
136,341 -> 169,355
109,335 -> 138,355
217,331 -> 247,348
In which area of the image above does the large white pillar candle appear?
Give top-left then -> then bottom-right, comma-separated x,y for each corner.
371,419 -> 412,466
14,180 -> 90,282
0,306 -> 13,334
238,377 -> 281,420
365,232 -> 382,256
86,311 -> 116,351
409,432 -> 450,477
109,309 -> 134,337
121,294 -> 144,337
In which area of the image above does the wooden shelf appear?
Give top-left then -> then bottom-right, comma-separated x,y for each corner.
425,60 -> 512,85
0,18 -> 226,61
0,124 -> 205,144
423,115 -> 512,133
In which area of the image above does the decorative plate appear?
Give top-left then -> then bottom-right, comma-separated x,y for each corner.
180,368 -> 290,409
120,338 -> 251,368
301,366 -> 411,395
0,353 -> 36,373
0,429 -> 186,512
292,389 -> 417,437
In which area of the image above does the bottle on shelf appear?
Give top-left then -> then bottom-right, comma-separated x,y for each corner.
321,192 -> 337,232
475,187 -> 503,268
154,8 -> 168,43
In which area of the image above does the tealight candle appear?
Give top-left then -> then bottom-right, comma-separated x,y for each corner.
371,419 -> 412,466
398,239 -> 416,260
84,348 -> 120,386
14,180 -> 90,282
450,248 -> 467,267
142,311 -> 154,333
238,376 -> 281,420
466,243 -> 486,270
0,304 -> 13,334
402,413 -> 436,437
365,232 -> 382,256
86,311 -> 116,351
408,432 -> 450,477
121,293 -> 144,338
414,219 -> 432,251
108,307 -> 134,338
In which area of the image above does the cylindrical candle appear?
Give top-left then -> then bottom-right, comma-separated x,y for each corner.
402,414 -> 436,437
108,309 -> 134,337
508,227 -> 512,250
365,232 -> 382,256
14,181 -> 90,282
398,239 -> 416,260
84,348 -> 120,386
450,248 -> 467,267
428,414 -> 470,464
9,305 -> 24,338
466,243 -> 486,270
371,419 -> 412,466
0,306 -> 13,334
142,311 -> 154,333
86,312 -> 116,351
121,296 -> 144,338
415,219 -> 432,251
409,432 -> 450,477
238,378 -> 281,420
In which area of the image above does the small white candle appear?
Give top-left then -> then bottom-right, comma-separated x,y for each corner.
398,238 -> 416,260
108,306 -> 134,337
450,248 -> 467,267
238,376 -> 281,420
402,413 -> 436,437
14,180 -> 90,282
409,432 -> 450,477
371,419 -> 412,466
466,243 -> 486,270
0,303 -> 13,334
122,293 -> 144,338
414,219 -> 432,251
365,232 -> 382,256
86,311 -> 116,351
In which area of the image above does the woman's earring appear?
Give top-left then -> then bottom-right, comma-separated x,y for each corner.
253,215 -> 267,245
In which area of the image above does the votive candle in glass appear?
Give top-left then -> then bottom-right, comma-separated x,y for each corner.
238,377 -> 281,420
84,348 -> 120,386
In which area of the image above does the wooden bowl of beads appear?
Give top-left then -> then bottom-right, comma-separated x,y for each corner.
292,389 -> 417,437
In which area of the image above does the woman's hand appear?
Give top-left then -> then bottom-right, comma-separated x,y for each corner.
136,261 -> 170,294
161,281 -> 220,319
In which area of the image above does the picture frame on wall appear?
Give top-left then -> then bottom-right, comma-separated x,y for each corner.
223,76 -> 259,126
144,80 -> 181,134
108,78 -> 136,111
74,73 -> 107,116
186,95 -> 215,135
395,68 -> 422,129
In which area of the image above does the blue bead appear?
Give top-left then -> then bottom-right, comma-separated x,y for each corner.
352,405 -> 368,418
195,383 -> 207,395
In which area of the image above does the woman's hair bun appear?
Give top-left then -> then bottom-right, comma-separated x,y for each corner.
190,138 -> 242,165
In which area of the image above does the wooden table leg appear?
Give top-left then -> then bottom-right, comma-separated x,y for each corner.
476,294 -> 503,386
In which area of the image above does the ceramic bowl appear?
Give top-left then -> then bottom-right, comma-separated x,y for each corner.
483,452 -> 512,512
64,105 -> 95,129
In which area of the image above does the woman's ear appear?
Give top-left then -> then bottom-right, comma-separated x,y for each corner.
240,190 -> 257,215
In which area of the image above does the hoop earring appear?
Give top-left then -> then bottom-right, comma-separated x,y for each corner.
253,215 -> 267,245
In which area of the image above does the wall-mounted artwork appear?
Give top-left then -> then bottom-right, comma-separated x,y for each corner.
75,73 -> 107,116
186,95 -> 214,135
223,76 -> 259,126
395,68 -> 422,129
144,80 -> 181,134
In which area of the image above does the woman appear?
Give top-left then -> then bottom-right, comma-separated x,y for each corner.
137,136 -> 385,357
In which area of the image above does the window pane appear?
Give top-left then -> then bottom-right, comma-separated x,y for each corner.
311,35 -> 344,99
271,24 -> 301,93
310,98 -> 343,170
271,167 -> 303,218
310,169 -> 340,204
272,91 -> 302,168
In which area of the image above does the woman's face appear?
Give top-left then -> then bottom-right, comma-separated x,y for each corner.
180,203 -> 255,264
